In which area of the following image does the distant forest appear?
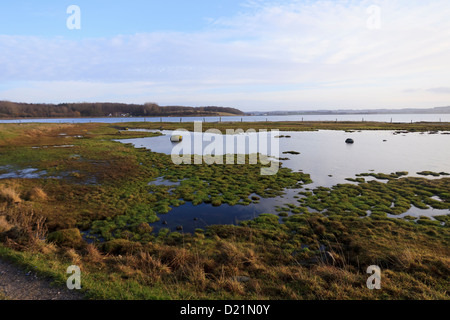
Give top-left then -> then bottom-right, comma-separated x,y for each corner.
0,101 -> 244,118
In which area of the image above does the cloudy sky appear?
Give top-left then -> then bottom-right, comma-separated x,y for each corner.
1,0 -> 449,111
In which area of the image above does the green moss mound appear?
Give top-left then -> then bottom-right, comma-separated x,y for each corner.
47,228 -> 85,249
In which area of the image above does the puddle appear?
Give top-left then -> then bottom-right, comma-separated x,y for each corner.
431,196 -> 444,202
0,167 -> 47,179
148,177 -> 182,186
31,145 -> 75,149
387,205 -> 449,220
53,145 -> 75,148
151,202 -> 262,234
149,187 -> 313,234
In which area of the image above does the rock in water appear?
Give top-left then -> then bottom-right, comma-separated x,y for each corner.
345,138 -> 354,144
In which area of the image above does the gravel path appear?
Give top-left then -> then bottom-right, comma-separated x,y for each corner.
0,258 -> 84,300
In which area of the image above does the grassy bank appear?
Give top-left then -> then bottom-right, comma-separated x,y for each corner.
118,120 -> 450,132
0,122 -> 448,300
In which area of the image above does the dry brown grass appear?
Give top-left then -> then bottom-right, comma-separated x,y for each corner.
222,278 -> 246,295
37,241 -> 58,255
157,246 -> 196,271
0,184 -> 21,205
26,187 -> 48,201
215,241 -> 247,267
84,244 -> 104,264
64,248 -> 82,266
0,205 -> 47,247
135,251 -> 172,279
0,216 -> 13,233
109,251 -> 172,283
389,248 -> 417,269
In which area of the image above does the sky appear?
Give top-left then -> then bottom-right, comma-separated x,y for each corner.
0,0 -> 450,111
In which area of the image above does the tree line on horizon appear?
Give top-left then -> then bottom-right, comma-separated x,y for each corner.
0,101 -> 244,118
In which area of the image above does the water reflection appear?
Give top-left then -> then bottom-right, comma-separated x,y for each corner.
118,130 -> 450,233
120,130 -> 450,188
387,206 -> 449,221
0,167 -> 47,179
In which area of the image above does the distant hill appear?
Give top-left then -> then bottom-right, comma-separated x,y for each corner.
248,106 -> 450,116
0,101 -> 244,118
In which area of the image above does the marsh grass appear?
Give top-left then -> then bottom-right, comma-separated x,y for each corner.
116,121 -> 450,133
0,183 -> 22,204
0,122 -> 448,300
289,176 -> 450,217
0,208 -> 449,299
26,187 -> 48,201
0,204 -> 48,251
0,216 -> 13,233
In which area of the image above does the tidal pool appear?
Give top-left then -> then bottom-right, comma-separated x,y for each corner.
119,130 -> 450,233
120,130 -> 450,187
151,189 -> 301,233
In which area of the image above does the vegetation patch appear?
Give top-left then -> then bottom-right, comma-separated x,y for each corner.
0,122 -> 448,300
417,171 -> 450,177
356,172 -> 409,180
291,177 -> 450,217
47,228 -> 85,249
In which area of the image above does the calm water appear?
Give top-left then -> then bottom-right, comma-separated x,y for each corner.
1,113 -> 450,124
120,130 -> 450,233
121,130 -> 450,187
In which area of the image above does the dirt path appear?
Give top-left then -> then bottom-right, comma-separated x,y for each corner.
0,258 -> 84,300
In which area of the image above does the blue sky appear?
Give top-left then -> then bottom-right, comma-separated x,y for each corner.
1,0 -> 450,111
0,1 -> 244,37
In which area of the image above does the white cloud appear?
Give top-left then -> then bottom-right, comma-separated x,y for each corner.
1,0 -> 450,110
427,87 -> 450,94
